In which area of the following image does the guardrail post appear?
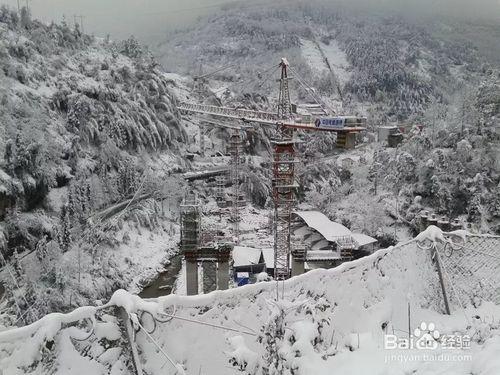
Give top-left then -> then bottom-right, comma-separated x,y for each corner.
432,247 -> 451,315
118,307 -> 144,375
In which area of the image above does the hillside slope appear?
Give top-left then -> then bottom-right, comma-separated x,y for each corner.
156,2 -> 497,120
0,8 -> 190,319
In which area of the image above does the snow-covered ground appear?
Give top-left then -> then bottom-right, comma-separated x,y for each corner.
301,39 -> 328,76
300,38 -> 352,87
115,219 -> 180,294
1,229 -> 499,374
317,39 -> 352,87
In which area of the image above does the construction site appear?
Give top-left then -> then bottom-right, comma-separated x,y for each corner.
177,58 -> 372,295
175,56 -> 493,298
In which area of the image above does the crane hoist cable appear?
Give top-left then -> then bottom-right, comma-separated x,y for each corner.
256,65 -> 280,89
194,62 -> 239,80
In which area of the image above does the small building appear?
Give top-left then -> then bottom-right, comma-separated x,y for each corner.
377,126 -> 397,142
235,272 -> 250,286
261,248 -> 275,276
351,232 -> 378,252
293,211 -> 377,271
232,246 -> 275,283
232,246 -> 265,273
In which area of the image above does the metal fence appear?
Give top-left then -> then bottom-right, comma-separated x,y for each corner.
437,234 -> 500,308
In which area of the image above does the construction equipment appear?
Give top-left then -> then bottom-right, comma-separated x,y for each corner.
179,58 -> 366,281
195,117 -> 250,238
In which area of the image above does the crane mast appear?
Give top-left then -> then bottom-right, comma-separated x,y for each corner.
273,58 -> 297,282
277,58 -> 293,122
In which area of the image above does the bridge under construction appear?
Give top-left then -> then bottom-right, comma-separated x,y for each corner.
179,58 -> 367,291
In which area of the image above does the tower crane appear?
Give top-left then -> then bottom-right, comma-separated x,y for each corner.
179,58 -> 366,284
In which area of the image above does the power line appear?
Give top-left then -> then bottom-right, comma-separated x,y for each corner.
212,63 -> 279,95
289,66 -> 334,115
135,317 -> 184,373
158,312 -> 257,336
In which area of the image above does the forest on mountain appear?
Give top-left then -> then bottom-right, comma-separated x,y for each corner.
0,6 -> 187,319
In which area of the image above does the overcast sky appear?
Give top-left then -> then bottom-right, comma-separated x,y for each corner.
1,0 -> 499,43
1,0 -> 243,41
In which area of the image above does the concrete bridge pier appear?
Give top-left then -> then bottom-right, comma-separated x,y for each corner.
291,240 -> 306,277
291,257 -> 305,276
202,261 -> 217,293
186,260 -> 199,296
217,260 -> 229,290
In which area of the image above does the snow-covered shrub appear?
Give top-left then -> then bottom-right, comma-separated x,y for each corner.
226,335 -> 259,374
228,298 -> 333,374
119,36 -> 143,59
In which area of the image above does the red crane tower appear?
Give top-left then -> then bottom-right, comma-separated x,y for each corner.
272,58 -> 297,281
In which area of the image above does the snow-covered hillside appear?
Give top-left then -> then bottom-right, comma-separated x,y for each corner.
156,2 -> 497,120
0,4 -> 499,374
1,229 -> 500,374
0,8 -> 192,319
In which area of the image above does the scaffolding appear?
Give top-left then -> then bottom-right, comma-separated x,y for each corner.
228,130 -> 244,238
199,121 -> 205,157
272,140 -> 298,280
215,175 -> 226,204
181,197 -> 234,295
180,193 -> 201,253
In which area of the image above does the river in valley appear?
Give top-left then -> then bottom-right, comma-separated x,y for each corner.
139,254 -> 183,298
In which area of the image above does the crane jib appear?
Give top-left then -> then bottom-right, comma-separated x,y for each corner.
178,102 -> 366,133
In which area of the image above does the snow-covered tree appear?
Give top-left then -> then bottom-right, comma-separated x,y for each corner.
58,204 -> 72,253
